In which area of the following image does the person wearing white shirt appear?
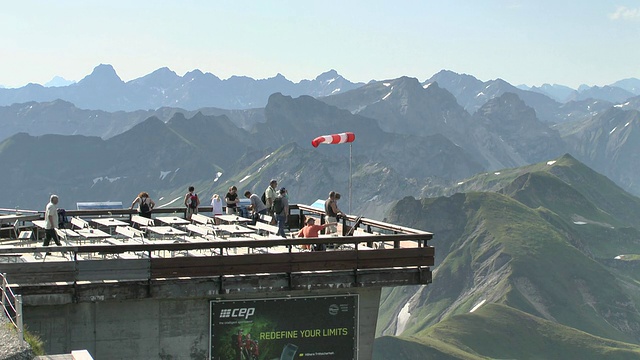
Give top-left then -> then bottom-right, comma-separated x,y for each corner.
211,194 -> 223,224
43,194 -> 61,247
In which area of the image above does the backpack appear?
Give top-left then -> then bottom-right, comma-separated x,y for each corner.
57,208 -> 68,229
261,191 -> 267,206
140,198 -> 151,214
188,194 -> 198,209
272,197 -> 284,215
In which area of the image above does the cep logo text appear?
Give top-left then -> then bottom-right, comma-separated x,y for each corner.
219,308 -> 255,319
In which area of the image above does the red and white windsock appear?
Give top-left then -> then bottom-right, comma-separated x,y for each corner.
311,132 -> 356,148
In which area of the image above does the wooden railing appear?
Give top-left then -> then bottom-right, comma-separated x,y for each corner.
0,234 -> 434,285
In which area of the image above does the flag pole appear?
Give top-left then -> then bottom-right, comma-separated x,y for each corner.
349,142 -> 352,214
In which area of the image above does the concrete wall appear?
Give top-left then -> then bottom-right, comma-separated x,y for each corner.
23,287 -> 381,360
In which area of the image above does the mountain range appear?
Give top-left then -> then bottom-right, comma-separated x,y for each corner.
2,68 -> 640,211
0,91 -> 486,218
3,66 -> 640,358
0,64 -> 362,112
2,64 -> 640,116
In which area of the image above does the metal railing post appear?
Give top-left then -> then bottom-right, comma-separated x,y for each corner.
15,294 -> 23,340
1,273 -> 6,308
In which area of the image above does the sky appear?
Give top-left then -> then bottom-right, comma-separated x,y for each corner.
1,1 -> 639,89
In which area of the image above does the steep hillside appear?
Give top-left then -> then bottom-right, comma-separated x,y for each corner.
375,304 -> 640,360
256,92 -> 483,181
376,155 -> 640,358
447,154 -> 640,228
469,92 -> 567,167
0,117 -> 223,210
558,107 -> 640,195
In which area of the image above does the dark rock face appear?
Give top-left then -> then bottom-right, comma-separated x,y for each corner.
472,92 -> 567,164
561,107 -> 640,195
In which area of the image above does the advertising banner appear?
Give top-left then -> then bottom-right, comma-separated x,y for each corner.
210,295 -> 358,360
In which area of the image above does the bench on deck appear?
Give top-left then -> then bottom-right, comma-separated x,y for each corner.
131,214 -> 154,229
249,221 -> 280,236
190,213 -> 216,226
185,224 -> 217,239
115,226 -> 146,243
55,228 -> 80,242
258,213 -> 273,224
105,238 -> 148,259
70,216 -> 90,230
17,229 -> 33,245
12,219 -> 33,241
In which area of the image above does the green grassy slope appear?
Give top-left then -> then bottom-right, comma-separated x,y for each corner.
377,155 -> 640,357
375,304 -> 640,360
430,304 -> 640,359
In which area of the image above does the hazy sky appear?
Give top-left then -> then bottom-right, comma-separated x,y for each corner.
1,1 -> 639,89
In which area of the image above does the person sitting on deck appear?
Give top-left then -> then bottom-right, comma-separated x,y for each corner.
297,217 -> 337,251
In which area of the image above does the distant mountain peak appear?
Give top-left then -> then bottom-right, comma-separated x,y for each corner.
130,67 -> 181,87
184,69 -> 204,78
315,69 -> 340,81
151,67 -> 178,76
77,63 -> 123,85
44,76 -> 76,87
90,64 -> 119,77
430,69 -> 479,82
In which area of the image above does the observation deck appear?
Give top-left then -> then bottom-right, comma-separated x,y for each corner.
0,204 -> 434,359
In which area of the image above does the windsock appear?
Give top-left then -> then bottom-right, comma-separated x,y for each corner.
311,132 -> 355,148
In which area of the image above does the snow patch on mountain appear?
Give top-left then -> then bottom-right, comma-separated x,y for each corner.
92,176 -> 123,186
395,301 -> 412,336
160,171 -> 171,180
470,299 -> 486,313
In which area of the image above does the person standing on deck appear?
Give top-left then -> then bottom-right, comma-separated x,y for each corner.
43,194 -> 62,249
211,194 -> 223,224
325,191 -> 345,235
130,192 -> 155,219
184,186 -> 200,220
225,186 -> 240,215
273,187 -> 289,238
264,179 -> 278,218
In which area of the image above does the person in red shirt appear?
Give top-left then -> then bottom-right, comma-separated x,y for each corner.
297,217 -> 337,250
